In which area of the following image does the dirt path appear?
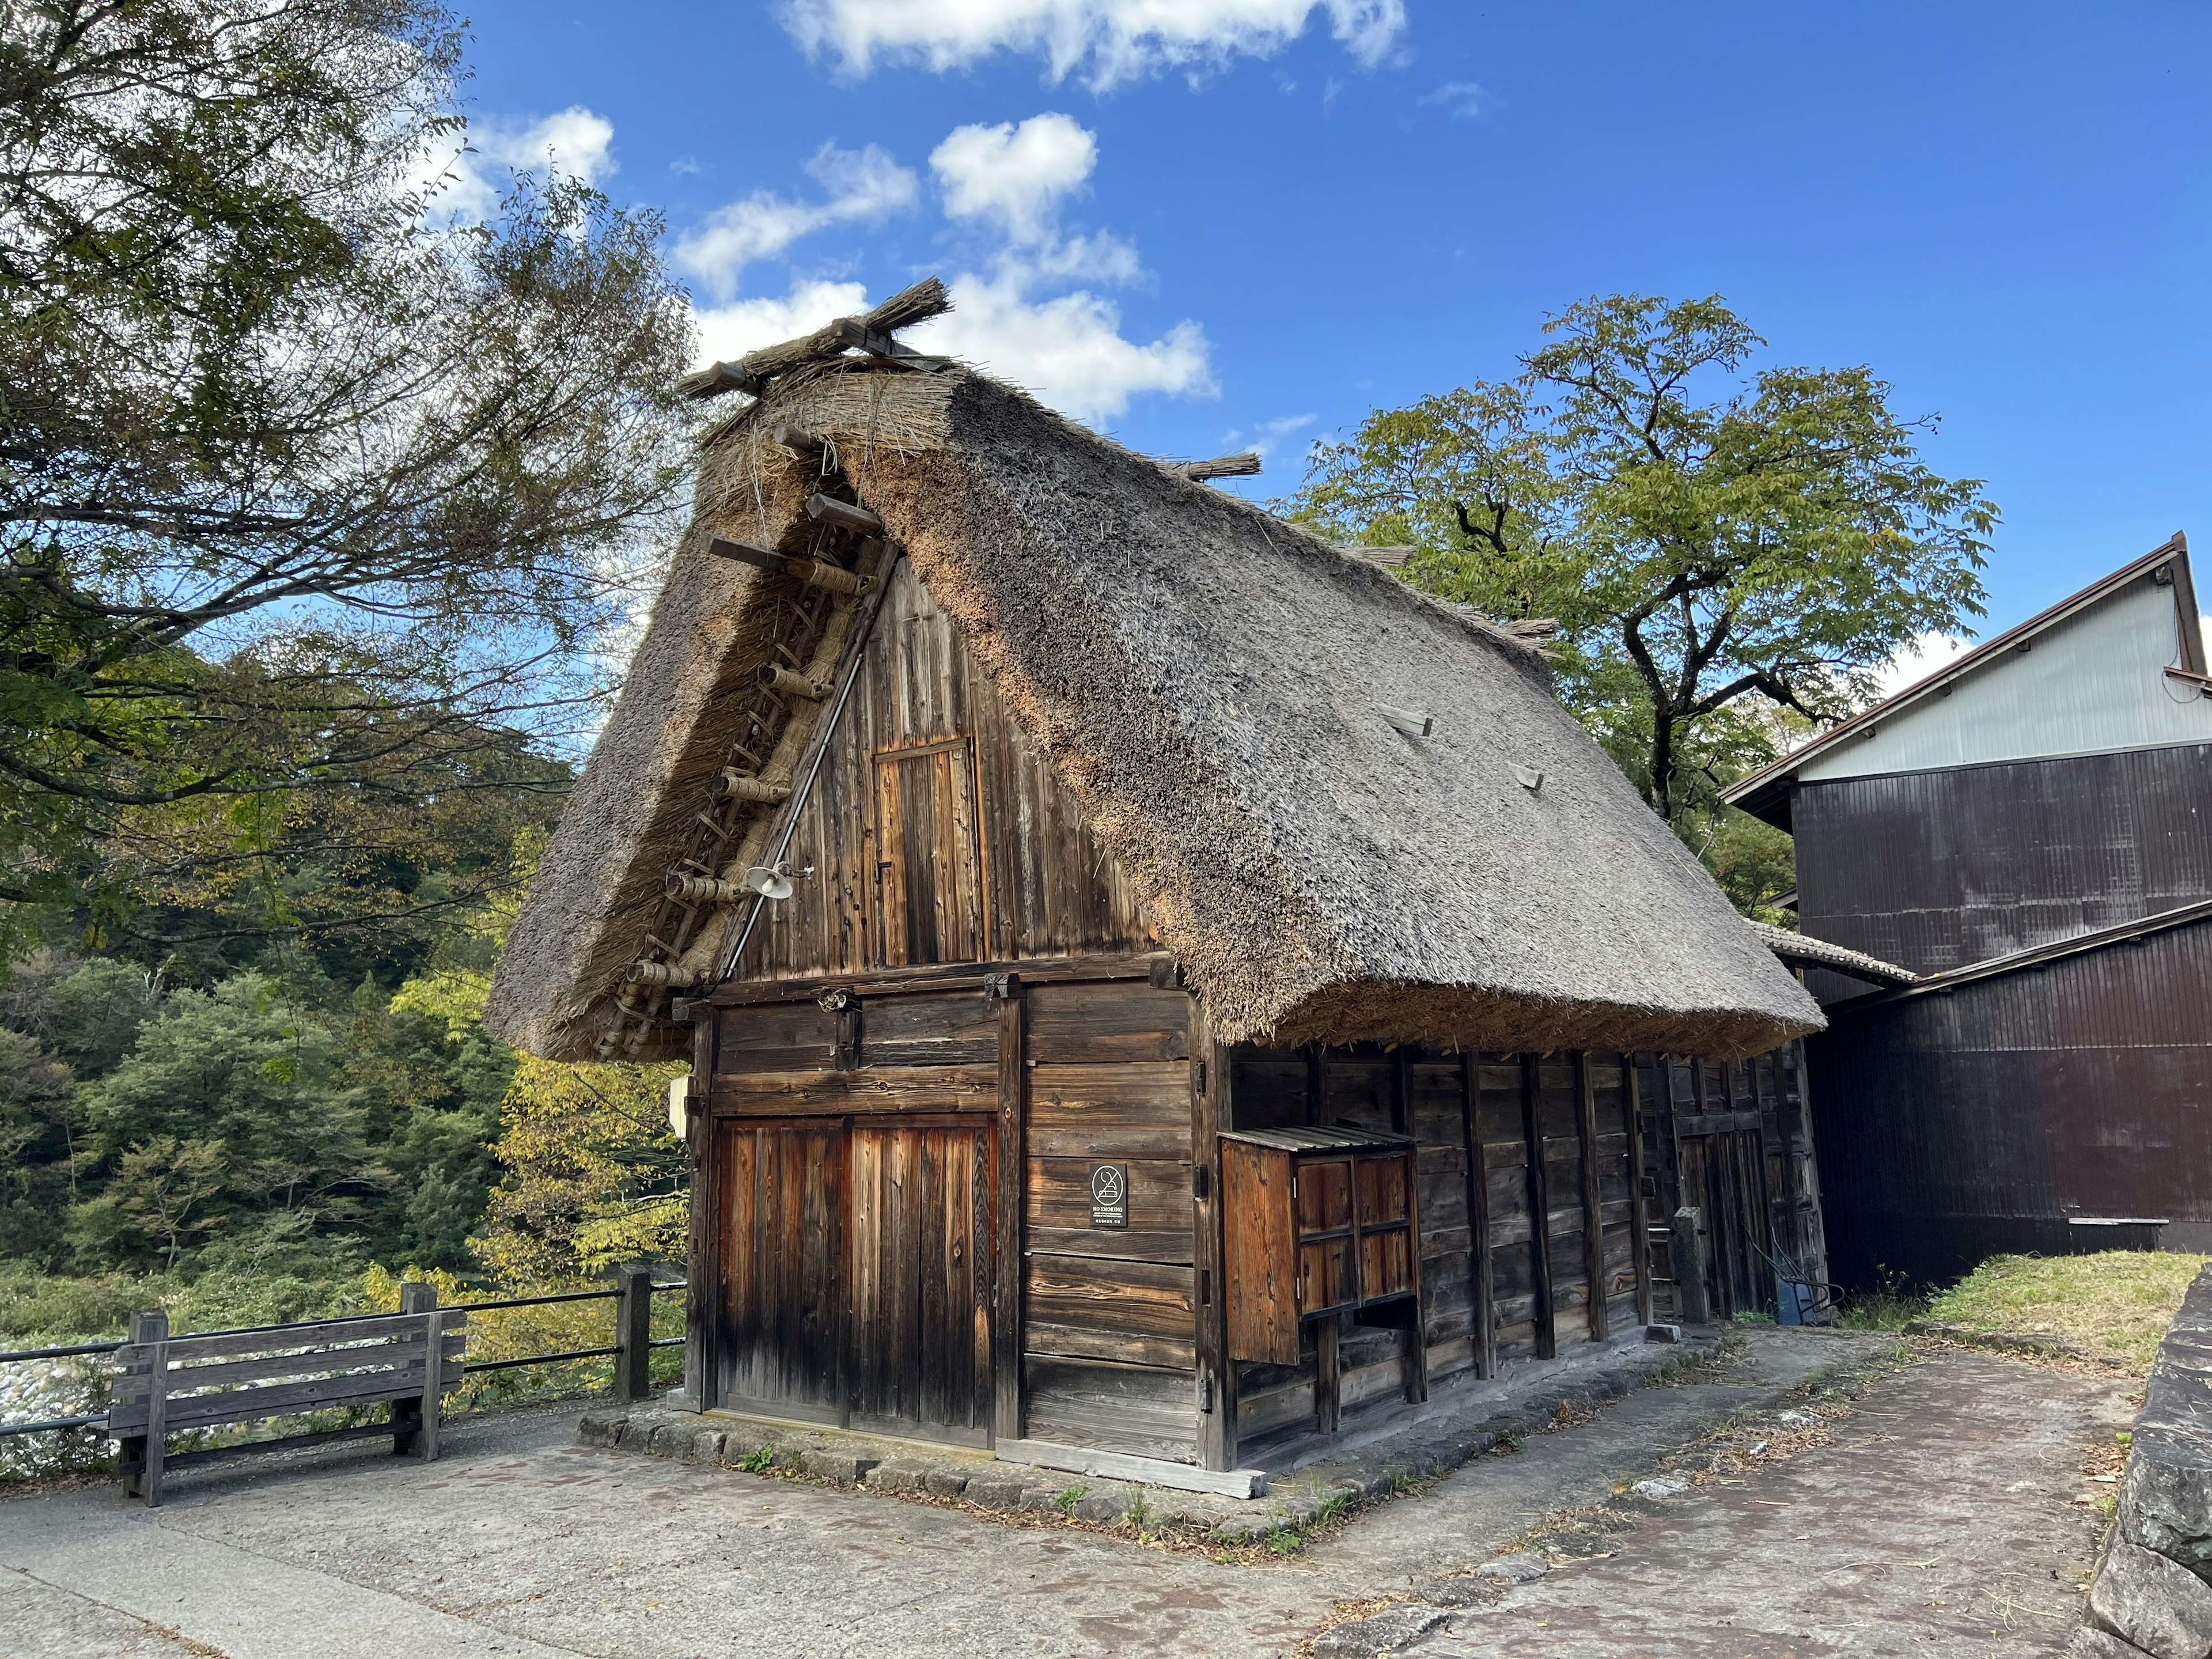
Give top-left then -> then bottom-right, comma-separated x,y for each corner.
0,1336 -> 2133,1659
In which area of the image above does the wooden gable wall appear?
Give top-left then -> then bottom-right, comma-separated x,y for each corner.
730,557 -> 1153,983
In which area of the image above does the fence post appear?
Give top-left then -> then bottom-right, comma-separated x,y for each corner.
1671,1207 -> 1713,1325
124,1306 -> 168,1507
399,1282 -> 442,1461
615,1264 -> 653,1403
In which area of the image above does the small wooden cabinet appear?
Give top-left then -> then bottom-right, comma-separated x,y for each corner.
1221,1127 -> 1423,1366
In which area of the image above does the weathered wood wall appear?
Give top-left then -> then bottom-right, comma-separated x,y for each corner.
1017,979 -> 1197,1460
1632,1041 -> 1824,1322
730,559 -> 1153,980
1221,1043 -> 1641,1461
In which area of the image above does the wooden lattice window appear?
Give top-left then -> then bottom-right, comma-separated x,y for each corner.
873,735 -> 988,967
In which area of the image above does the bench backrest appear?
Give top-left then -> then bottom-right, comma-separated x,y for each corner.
109,1310 -> 467,1434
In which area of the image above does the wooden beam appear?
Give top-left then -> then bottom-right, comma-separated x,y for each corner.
1461,1052 -> 1495,1380
832,316 -> 949,369
677,277 -> 953,400
805,493 -> 885,535
1624,1052 -> 1654,1327
1315,1315 -> 1341,1435
1575,1051 -> 1609,1343
1378,703 -> 1433,738
1191,997 -> 1237,1472
676,360 -> 767,401
993,976 -> 1025,1446
994,1438 -> 1265,1499
1521,1054 -> 1556,1361
702,950 -> 1173,1010
1173,451 -> 1261,482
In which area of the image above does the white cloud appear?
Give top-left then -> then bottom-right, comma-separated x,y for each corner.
676,143 -> 919,302
1231,412 -> 1316,459
681,113 -> 1214,425
415,107 -> 618,222
692,279 -> 871,367
932,114 -> 1096,243
1868,629 -> 1975,701
1419,80 -> 1483,119
908,271 -> 1214,423
929,114 -> 1144,285
778,0 -> 1407,90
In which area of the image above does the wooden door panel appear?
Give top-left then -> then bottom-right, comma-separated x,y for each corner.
716,1122 -> 846,1419
848,1123 -> 995,1443
874,738 -> 986,968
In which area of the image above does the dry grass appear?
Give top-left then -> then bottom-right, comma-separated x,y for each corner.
1925,1251 -> 2209,1373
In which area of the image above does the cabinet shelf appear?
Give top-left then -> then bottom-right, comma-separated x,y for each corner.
1221,1127 -> 1425,1366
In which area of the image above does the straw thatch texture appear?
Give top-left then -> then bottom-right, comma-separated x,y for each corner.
490,362 -> 1821,1062
1749,922 -> 1918,988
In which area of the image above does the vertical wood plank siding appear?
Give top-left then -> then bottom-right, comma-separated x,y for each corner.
1220,1044 -> 1640,1456
732,559 -> 1152,983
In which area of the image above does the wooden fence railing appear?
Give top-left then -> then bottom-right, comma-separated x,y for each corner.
0,1267 -> 684,1505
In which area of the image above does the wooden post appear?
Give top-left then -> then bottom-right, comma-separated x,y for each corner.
400,1282 -> 442,1461
126,1307 -> 168,1507
1671,1207 -> 1713,1324
1315,1315 -> 1341,1436
1389,1044 -> 1426,1403
615,1264 -> 653,1402
991,974 -> 1025,1446
1459,1053 -> 1495,1380
1575,1052 -> 1609,1343
1624,1055 -> 1655,1327
688,1009 -> 719,1411
1521,1055 -> 1556,1361
1191,998 -> 1238,1472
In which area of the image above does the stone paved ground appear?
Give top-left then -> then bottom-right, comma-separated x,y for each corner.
0,1332 -> 2135,1659
1397,1354 -> 2133,1659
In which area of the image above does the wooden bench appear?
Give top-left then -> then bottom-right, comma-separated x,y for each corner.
108,1285 -> 464,1506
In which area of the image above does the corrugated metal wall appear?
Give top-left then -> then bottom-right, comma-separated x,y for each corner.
1795,572 -> 2212,781
1794,742 -> 2212,978
1809,914 -> 2212,1285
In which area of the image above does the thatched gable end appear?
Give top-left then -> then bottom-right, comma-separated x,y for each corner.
488,358 -> 1821,1063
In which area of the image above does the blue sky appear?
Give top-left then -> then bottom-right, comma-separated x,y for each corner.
442,1 -> 2212,652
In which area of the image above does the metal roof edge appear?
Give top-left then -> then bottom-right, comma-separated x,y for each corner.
1724,532 -> 2192,824
1818,893 -> 2212,1018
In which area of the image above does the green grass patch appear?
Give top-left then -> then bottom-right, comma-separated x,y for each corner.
1833,1269 -> 1933,1332
1925,1251 -> 2207,1372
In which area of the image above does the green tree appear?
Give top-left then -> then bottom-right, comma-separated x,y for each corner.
475,1054 -> 687,1286
1290,294 -> 1997,830
71,975 -> 386,1270
0,0 -> 691,953
0,1025 -> 75,1263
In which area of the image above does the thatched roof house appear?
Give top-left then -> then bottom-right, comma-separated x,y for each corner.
486,285 -> 1830,1471
487,287 -> 1817,1068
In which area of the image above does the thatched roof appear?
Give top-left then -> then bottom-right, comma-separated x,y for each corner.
1748,922 -> 1918,988
488,339 -> 1821,1064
